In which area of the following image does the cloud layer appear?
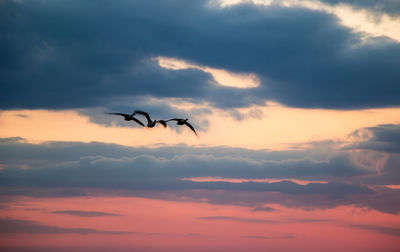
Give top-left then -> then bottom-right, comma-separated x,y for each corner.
1,135 -> 399,213
0,218 -> 130,235
1,0 -> 400,111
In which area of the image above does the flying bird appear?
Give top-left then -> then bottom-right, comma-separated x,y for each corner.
105,112 -> 145,127
165,118 -> 198,137
134,110 -> 167,128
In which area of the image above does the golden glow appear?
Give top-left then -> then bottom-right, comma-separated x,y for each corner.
205,102 -> 400,149
182,177 -> 328,185
214,0 -> 400,42
0,109 -> 202,147
1,103 -> 400,150
156,56 -> 260,88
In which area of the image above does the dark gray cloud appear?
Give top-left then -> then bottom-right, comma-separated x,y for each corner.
1,0 -> 400,111
318,0 -> 400,17
50,210 -> 121,217
0,218 -> 131,235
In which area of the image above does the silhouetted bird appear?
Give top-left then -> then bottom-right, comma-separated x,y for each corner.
134,110 -> 167,128
166,118 -> 198,137
105,112 -> 145,127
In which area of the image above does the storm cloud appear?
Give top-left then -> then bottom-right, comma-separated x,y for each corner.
1,0 -> 400,111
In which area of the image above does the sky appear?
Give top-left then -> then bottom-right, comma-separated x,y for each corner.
1,0 -> 400,251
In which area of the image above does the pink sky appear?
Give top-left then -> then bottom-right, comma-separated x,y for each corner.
1,194 -> 399,252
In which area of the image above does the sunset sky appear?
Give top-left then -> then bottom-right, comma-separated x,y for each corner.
1,0 -> 400,251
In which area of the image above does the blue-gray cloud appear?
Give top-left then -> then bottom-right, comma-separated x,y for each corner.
345,124 -> 400,186
348,124 -> 400,153
2,137 -> 400,214
1,0 -> 400,111
0,138 -> 372,186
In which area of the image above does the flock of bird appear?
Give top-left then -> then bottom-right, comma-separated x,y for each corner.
106,110 -> 198,137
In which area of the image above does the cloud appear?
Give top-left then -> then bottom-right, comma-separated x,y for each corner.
1,0 -> 400,111
344,124 -> 400,186
15,114 -> 30,118
50,210 -> 121,217
244,235 -> 271,239
244,234 -> 295,239
0,138 -> 374,190
197,215 -> 277,223
251,206 -> 275,212
0,218 -> 131,235
198,215 -> 328,224
350,224 -> 400,237
80,100 -> 212,132
318,0 -> 400,17
1,137 -> 399,213
348,124 -> 400,153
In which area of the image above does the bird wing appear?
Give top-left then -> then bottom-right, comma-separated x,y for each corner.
131,117 -> 145,127
183,121 -> 198,137
106,112 -> 129,117
134,110 -> 151,123
157,120 -> 167,128
165,118 -> 180,122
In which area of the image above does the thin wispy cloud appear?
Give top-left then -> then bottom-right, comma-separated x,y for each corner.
349,224 -> 400,237
0,218 -> 131,235
244,235 -> 271,239
50,210 -> 122,217
197,216 -> 278,223
251,206 -> 276,212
